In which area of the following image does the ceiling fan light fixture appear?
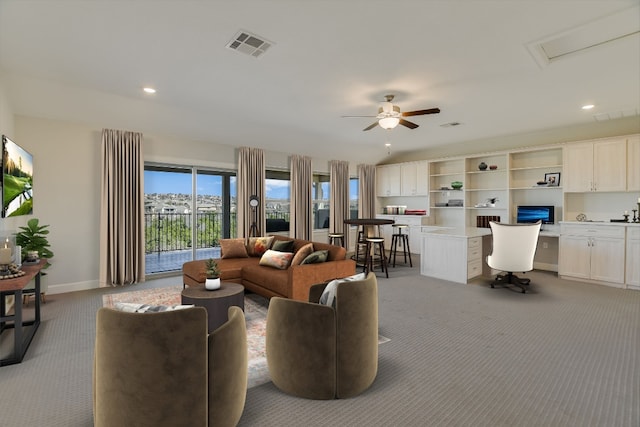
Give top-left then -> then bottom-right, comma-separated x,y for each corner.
379,117 -> 400,129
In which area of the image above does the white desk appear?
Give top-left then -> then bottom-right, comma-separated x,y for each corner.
420,227 -> 491,284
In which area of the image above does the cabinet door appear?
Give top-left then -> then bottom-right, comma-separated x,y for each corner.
590,237 -> 625,284
415,160 -> 429,195
626,234 -> 640,288
593,139 -> 626,192
627,135 -> 640,191
559,235 -> 591,279
401,162 -> 418,196
376,166 -> 390,196
563,143 -> 593,192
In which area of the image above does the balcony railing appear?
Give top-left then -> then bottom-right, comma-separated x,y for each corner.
144,211 -> 291,255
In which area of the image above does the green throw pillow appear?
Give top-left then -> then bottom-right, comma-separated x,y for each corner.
301,249 -> 329,264
271,239 -> 295,253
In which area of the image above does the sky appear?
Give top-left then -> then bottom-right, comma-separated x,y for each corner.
144,170 -> 358,199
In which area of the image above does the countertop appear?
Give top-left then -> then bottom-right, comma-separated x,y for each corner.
421,226 -> 492,238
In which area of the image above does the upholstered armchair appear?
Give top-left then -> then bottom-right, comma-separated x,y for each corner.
93,306 -> 247,427
266,272 -> 378,399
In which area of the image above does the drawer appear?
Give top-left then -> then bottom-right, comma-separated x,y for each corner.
467,260 -> 483,279
561,224 -> 626,239
468,237 -> 481,250
468,246 -> 482,262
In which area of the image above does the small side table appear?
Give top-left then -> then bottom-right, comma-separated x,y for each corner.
181,282 -> 245,332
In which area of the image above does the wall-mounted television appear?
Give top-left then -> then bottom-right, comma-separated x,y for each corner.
2,135 -> 34,217
516,205 -> 554,224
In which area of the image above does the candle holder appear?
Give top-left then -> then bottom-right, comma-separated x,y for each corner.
0,234 -> 16,276
635,206 -> 640,223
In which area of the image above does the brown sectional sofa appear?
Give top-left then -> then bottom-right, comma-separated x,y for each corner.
182,235 -> 356,302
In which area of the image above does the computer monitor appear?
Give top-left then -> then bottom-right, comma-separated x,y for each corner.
516,205 -> 554,224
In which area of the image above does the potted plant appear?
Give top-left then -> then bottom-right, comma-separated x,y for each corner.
204,258 -> 221,290
15,218 -> 54,269
15,218 -> 54,304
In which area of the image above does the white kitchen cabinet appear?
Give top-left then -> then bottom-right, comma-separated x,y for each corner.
559,223 -> 626,286
376,164 -> 401,197
563,138 -> 627,192
401,161 -> 429,196
376,214 -> 424,254
626,227 -> 640,289
627,135 -> 640,192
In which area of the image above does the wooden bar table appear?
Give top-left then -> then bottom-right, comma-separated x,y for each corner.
344,218 -> 395,269
0,259 -> 46,366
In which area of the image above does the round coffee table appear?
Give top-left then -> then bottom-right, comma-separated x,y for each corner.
181,282 -> 245,332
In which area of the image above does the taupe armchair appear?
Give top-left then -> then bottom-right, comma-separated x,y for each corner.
266,272 -> 378,399
94,306 -> 247,427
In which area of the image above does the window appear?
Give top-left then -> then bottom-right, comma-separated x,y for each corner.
144,164 -> 236,274
265,169 -> 290,226
350,177 -> 359,219
313,174 -> 330,229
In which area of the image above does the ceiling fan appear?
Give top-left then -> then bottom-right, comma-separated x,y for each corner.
343,95 -> 441,131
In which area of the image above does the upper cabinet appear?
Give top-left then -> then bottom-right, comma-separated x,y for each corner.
376,164 -> 401,197
376,161 -> 428,197
627,135 -> 640,192
401,161 -> 429,196
563,138 -> 627,192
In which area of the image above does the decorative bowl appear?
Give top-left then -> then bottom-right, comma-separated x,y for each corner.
489,165 -> 498,170
536,181 -> 548,186
451,181 -> 463,190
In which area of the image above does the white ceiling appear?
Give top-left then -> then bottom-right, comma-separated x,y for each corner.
1,0 -> 639,164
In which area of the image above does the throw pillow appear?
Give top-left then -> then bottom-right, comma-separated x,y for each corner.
220,238 -> 249,259
114,302 -> 194,313
290,242 -> 314,266
319,272 -> 367,308
259,249 -> 294,270
271,239 -> 295,253
300,249 -> 329,264
247,236 -> 274,257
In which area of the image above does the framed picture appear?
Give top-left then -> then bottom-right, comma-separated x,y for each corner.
544,172 -> 561,187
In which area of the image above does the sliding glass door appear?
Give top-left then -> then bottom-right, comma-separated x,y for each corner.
144,164 -> 236,274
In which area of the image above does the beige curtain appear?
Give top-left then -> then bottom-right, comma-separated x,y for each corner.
237,147 -> 265,238
330,160 -> 350,249
358,164 -> 376,218
99,129 -> 145,287
290,155 -> 312,240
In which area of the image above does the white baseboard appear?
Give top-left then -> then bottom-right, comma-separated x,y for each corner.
534,262 -> 558,272
48,280 -> 100,295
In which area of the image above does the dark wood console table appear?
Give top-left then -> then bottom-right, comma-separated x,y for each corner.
0,259 -> 46,366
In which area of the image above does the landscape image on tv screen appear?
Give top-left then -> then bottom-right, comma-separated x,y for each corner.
2,135 -> 33,217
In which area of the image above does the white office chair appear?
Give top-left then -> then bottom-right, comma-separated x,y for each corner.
486,220 -> 541,293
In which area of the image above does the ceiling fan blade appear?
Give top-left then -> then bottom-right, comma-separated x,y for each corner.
363,122 -> 379,131
399,119 -> 419,129
402,108 -> 441,117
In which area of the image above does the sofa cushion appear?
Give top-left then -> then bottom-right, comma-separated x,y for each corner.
301,250 -> 329,264
247,236 -> 274,257
259,249 -> 294,269
220,238 -> 249,259
242,264 -> 290,296
271,239 -> 295,253
291,242 -> 314,266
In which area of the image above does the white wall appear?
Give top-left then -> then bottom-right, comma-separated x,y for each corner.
13,116 -> 354,294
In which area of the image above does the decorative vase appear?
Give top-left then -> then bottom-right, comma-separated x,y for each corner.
478,162 -> 488,171
205,277 -> 221,290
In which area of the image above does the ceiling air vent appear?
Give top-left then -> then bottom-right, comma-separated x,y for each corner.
226,30 -> 273,58
526,5 -> 640,68
593,108 -> 639,122
440,122 -> 462,128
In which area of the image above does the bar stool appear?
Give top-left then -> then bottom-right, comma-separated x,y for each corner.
351,228 -> 367,267
328,232 -> 344,247
363,236 -> 388,278
389,224 -> 412,267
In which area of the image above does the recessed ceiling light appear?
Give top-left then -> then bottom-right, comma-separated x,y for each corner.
143,87 -> 156,94
582,104 -> 594,110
